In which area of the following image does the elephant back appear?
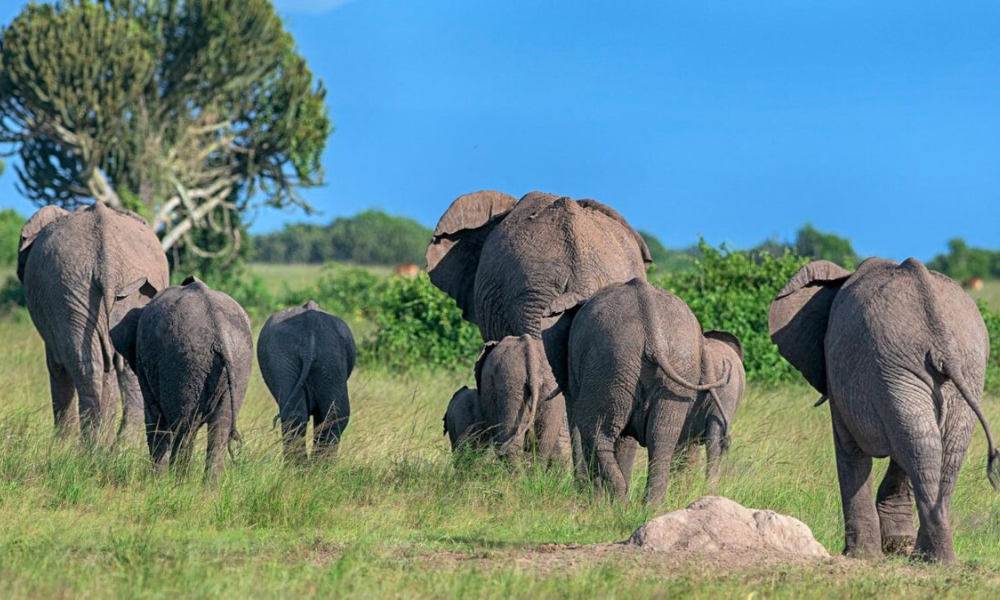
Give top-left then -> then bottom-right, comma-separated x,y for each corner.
473,193 -> 650,342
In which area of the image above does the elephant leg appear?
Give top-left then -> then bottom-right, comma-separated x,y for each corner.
314,386 -> 349,461
615,435 -> 638,487
170,425 -> 195,476
644,396 -> 688,506
876,459 -> 916,555
45,347 -> 77,438
891,391 -> 973,564
281,415 -> 309,464
71,359 -> 113,448
705,418 -> 725,492
205,411 -> 232,483
832,408 -> 881,559
140,375 -> 170,475
115,365 -> 144,447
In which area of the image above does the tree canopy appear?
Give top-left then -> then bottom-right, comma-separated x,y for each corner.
0,0 -> 330,263
254,210 -> 433,266
928,238 -> 1000,280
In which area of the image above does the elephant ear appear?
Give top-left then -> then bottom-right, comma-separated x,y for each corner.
577,199 -> 653,267
768,260 -> 851,395
426,191 -> 518,323
109,277 -> 160,369
17,205 -> 70,282
704,330 -> 743,362
474,340 -> 499,391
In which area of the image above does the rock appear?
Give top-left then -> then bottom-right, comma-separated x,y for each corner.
627,496 -> 829,559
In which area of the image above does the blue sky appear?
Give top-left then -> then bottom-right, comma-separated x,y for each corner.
2,1 -> 999,260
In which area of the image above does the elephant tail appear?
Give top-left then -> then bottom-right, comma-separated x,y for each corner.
281,334 -> 314,426
98,280 -> 117,373
212,340 -> 243,458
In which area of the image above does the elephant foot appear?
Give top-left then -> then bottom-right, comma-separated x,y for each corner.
912,539 -> 957,564
881,535 -> 916,556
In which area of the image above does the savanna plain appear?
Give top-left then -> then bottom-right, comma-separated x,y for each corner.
1,267 -> 1000,598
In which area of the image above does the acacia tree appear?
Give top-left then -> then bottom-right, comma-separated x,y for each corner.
0,0 -> 330,262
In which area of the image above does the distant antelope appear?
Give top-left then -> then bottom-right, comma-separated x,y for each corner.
962,276 -> 984,291
394,263 -> 421,279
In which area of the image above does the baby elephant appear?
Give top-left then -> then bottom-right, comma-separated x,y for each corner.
258,301 -> 356,460
443,386 -> 485,451
475,334 -> 570,464
566,278 -> 745,504
112,276 -> 253,480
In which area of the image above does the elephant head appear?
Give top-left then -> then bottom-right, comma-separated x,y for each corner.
427,190 -> 651,388
443,386 -> 485,452
767,260 -> 852,395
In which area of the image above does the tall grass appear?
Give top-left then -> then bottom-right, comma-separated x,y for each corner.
2,312 -> 1000,597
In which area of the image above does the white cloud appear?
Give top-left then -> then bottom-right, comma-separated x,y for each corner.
272,0 -> 357,15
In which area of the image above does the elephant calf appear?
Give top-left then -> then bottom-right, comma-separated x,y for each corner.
566,279 -> 745,504
258,301 -> 356,460
475,334 -> 570,464
443,386 -> 486,452
113,277 -> 253,480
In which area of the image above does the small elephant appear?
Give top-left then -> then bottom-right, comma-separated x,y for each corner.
443,386 -> 486,452
475,334 -> 571,464
566,279 -> 743,504
769,257 -> 998,563
675,332 -> 746,485
113,277 -> 253,480
18,203 -> 169,446
257,301 -> 356,460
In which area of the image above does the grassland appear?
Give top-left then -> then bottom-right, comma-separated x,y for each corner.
1,266 -> 1000,598
249,262 -> 392,292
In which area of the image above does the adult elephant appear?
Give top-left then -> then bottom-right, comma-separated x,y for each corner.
18,203 -> 169,447
426,190 -> 651,388
768,257 -> 998,563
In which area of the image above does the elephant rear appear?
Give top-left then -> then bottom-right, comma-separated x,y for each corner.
258,301 -> 356,460
131,277 -> 252,479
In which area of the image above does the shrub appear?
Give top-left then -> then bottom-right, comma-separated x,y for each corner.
365,273 -> 481,371
650,239 -> 808,385
279,267 -> 381,322
980,301 -> 1000,393
0,209 -> 24,266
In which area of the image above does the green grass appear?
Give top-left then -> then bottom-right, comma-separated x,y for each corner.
2,312 -> 1000,598
968,279 -> 1000,312
249,262 -> 393,293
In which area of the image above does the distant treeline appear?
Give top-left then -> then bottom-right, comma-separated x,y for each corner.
252,210 -> 433,266
928,239 -> 1000,281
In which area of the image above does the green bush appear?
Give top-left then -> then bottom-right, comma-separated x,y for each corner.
980,301 -> 1000,393
365,273 -> 481,370
279,267 -> 381,322
650,239 -> 809,385
0,209 -> 24,266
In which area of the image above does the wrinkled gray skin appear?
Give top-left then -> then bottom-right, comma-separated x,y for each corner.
426,191 -> 651,392
18,203 -> 169,447
113,277 -> 252,481
475,335 -> 571,464
769,258 -> 998,564
257,301 -> 356,461
443,386 -> 485,452
566,279 -> 744,505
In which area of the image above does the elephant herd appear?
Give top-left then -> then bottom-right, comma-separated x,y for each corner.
12,193 -> 1000,565
17,203 -> 356,479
